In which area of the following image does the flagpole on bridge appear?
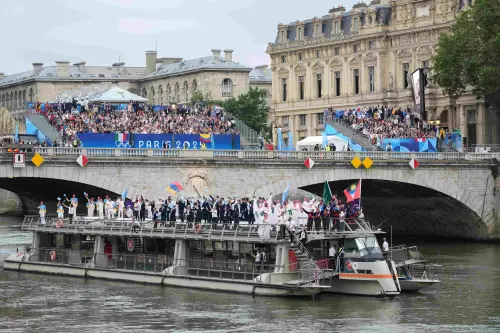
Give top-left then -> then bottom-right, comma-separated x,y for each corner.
359,179 -> 362,213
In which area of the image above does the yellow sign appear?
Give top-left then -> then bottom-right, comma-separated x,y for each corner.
351,157 -> 362,169
362,157 -> 373,169
31,153 -> 44,167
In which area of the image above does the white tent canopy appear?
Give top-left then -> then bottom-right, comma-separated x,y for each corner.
296,135 -> 349,152
90,87 -> 147,103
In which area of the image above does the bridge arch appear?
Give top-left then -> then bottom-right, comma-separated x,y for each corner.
0,165 -> 141,214
254,167 -> 496,239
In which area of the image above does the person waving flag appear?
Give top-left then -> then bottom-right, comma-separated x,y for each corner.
343,180 -> 361,203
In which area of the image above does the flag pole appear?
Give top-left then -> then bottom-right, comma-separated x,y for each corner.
359,178 -> 362,213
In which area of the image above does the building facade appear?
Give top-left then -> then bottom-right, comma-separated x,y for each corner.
0,49 -> 272,128
266,0 -> 499,146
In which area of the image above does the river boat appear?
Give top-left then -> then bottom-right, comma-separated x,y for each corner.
389,244 -> 442,291
4,215 -> 401,297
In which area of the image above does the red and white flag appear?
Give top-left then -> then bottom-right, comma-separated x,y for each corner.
76,154 -> 89,167
414,138 -> 426,142
409,158 -> 419,170
304,157 -> 315,169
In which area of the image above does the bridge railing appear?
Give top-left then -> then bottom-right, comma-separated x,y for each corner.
0,147 -> 498,161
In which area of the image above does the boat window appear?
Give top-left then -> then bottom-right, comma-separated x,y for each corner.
355,236 -> 383,259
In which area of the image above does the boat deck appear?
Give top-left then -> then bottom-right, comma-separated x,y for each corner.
21,216 -> 384,243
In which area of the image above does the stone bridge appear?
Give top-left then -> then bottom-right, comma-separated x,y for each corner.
0,148 -> 498,240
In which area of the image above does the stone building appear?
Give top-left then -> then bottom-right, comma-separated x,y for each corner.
0,49 -> 272,124
266,0 -> 499,146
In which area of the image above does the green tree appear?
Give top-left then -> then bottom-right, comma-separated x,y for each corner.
431,0 -> 500,98
222,87 -> 270,134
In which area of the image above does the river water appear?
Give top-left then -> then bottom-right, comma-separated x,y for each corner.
0,220 -> 499,333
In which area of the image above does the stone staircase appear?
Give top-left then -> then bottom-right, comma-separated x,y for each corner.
323,116 -> 377,151
27,112 -> 63,145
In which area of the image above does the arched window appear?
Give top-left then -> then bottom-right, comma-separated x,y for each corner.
150,86 -> 155,104
14,91 -> 18,108
166,84 -> 171,103
192,80 -> 198,93
22,90 -> 26,107
174,83 -> 180,102
9,92 -> 13,108
158,85 -> 164,105
1,94 -> 4,107
183,81 -> 189,102
221,78 -> 233,97
142,88 -> 147,98
439,109 -> 449,125
28,88 -> 33,103
18,90 -> 22,108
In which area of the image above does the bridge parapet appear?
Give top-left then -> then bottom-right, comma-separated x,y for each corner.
1,147 -> 499,162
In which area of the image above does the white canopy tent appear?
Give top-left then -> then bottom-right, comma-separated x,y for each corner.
296,135 -> 349,152
90,87 -> 148,103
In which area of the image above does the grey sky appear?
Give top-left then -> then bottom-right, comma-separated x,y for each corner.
0,0 -> 357,74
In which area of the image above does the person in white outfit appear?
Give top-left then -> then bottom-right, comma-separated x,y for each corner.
97,198 -> 104,219
117,198 -> 124,219
38,201 -> 46,225
286,217 -> 296,243
146,200 -> 152,220
382,238 -> 389,257
105,199 -> 114,219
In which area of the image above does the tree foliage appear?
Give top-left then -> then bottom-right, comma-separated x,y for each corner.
221,87 -> 270,135
431,0 -> 500,98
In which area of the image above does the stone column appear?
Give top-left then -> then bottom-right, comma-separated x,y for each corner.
476,103 -> 485,145
274,243 -> 290,273
169,239 -> 187,275
323,63 -> 330,98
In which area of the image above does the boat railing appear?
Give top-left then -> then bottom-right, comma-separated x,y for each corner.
402,263 -> 443,282
389,245 -> 424,264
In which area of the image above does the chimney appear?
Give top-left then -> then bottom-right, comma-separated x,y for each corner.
223,49 -> 233,62
0,73 -> 4,80
74,62 -> 86,73
211,49 -> 222,63
32,63 -> 44,72
146,50 -> 157,74
55,61 -> 70,77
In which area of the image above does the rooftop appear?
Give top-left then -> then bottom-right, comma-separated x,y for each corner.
249,65 -> 272,83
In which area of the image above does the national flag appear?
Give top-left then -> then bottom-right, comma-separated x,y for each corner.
122,187 -> 128,201
288,131 -> 293,150
115,132 -> 127,143
166,181 -> 184,194
409,158 -> 419,170
14,124 -> 19,144
323,180 -> 332,204
76,154 -> 88,167
282,184 -> 290,205
304,157 -> 315,169
343,180 -> 361,203
414,138 -> 426,142
199,133 -> 211,143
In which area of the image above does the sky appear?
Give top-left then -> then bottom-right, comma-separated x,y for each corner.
0,0 -> 357,74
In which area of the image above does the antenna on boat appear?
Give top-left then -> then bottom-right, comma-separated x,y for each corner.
390,225 -> 393,261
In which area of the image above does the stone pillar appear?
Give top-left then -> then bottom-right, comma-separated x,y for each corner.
274,243 -> 290,273
459,104 -> 467,139
169,239 -> 187,275
476,103 -> 485,145
31,232 -> 41,254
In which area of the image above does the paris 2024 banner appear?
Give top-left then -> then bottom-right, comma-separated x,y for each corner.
77,133 -> 241,150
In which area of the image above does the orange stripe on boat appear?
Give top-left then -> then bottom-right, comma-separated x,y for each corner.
340,273 -> 397,279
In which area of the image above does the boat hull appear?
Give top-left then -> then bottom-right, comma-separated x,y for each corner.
3,259 -> 321,297
399,278 -> 440,291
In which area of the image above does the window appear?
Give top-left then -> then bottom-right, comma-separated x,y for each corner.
281,55 -> 287,63
298,53 -> 303,61
317,113 -> 324,125
282,116 -> 289,128
368,40 -> 375,49
298,76 -> 305,100
334,47 -> 340,56
316,50 -> 322,58
89,74 -> 96,78
368,66 -> 375,92
422,60 -> 429,87
221,78 -> 233,97
334,21 -> 340,35
353,69 -> 360,94
316,73 -> 322,98
353,44 -> 358,53
281,31 -> 285,43
390,39 -> 393,47
299,114 -> 306,127
136,72 -> 143,75
298,28 -> 302,40
282,78 -> 287,102
98,74 -> 105,77
353,18 -> 358,32
403,63 -> 410,89
335,71 -> 341,96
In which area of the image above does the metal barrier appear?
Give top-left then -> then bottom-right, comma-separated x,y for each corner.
0,147 -> 498,161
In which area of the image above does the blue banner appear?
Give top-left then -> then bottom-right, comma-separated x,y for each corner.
381,138 -> 437,152
77,133 -> 240,150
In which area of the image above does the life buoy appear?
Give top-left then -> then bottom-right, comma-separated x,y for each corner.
127,239 -> 134,252
194,224 -> 202,234
50,251 -> 56,261
55,219 -> 63,228
346,260 -> 353,271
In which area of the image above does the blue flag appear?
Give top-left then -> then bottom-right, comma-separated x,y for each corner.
324,124 -> 338,135
288,131 -> 293,151
122,187 -> 128,201
210,134 -> 215,149
322,132 -> 328,149
282,184 -> 290,205
14,124 -> 19,144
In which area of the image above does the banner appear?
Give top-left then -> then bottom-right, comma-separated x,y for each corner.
381,138 -> 437,152
77,133 -> 240,150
